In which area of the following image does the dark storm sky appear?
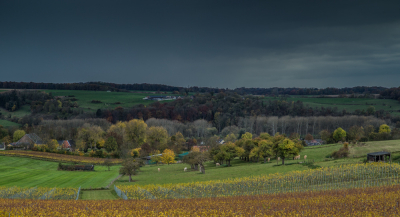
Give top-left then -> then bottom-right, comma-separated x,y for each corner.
1,1 -> 400,88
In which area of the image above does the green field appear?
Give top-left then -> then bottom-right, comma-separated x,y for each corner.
0,105 -> 31,119
115,143 -> 365,186
264,96 -> 400,116
80,189 -> 119,200
350,140 -> 400,157
0,155 -> 120,188
0,119 -> 20,127
43,90 -> 178,111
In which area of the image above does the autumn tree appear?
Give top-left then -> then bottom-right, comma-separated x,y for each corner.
333,127 -> 347,142
47,139 -> 59,151
13,130 -> 26,142
104,136 -> 118,152
125,119 -> 147,149
379,124 -> 391,134
76,125 -> 104,152
250,140 -> 273,163
107,121 -> 126,149
224,133 -> 237,143
103,158 -> 113,171
169,132 -> 186,153
276,138 -> 299,165
119,158 -> 143,182
147,126 -> 169,151
305,134 -> 313,141
161,149 -> 176,165
348,126 -> 364,142
218,142 -> 244,166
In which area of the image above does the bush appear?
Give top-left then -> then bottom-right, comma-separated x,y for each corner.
331,144 -> 349,159
91,100 -> 102,104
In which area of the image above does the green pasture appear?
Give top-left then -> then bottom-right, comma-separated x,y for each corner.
80,189 -> 119,200
0,155 -> 120,188
0,119 -> 20,127
0,105 -> 31,119
43,90 -> 179,111
349,139 -> 400,157
115,143 -> 364,186
263,96 -> 400,116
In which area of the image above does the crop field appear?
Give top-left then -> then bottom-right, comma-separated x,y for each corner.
116,162 -> 400,200
0,186 -> 79,200
0,155 -> 120,188
1,185 -> 400,216
264,96 -> 400,116
0,150 -> 122,164
42,90 -> 178,110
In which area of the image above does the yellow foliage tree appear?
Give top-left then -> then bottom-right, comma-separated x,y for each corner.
379,124 -> 391,134
191,146 -> 200,152
125,119 -> 147,148
161,149 -> 176,165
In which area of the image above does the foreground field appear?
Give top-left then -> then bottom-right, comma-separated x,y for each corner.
2,185 -> 400,216
0,156 -> 119,188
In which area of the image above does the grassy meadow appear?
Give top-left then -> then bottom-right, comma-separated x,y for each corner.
349,140 -> 400,157
43,90 -> 178,111
115,143 -> 366,186
0,119 -> 20,127
0,155 -> 120,188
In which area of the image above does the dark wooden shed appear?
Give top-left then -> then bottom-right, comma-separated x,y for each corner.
367,152 -> 391,162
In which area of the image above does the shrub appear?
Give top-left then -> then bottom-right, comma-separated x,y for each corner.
331,143 -> 349,159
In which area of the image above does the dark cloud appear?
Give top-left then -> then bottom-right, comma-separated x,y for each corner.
1,0 -> 400,88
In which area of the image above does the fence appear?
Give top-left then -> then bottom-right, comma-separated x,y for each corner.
76,187 -> 81,200
114,185 -> 128,200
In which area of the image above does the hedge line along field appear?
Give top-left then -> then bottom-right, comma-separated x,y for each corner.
117,162 -> 400,200
2,185 -> 400,216
0,155 -> 120,188
0,150 -> 122,164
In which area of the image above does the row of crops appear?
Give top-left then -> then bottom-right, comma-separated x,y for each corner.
0,186 -> 80,200
2,186 -> 400,216
116,162 -> 400,200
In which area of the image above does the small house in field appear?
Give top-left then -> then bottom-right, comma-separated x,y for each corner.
12,133 -> 44,150
367,152 -> 391,162
57,140 -> 76,152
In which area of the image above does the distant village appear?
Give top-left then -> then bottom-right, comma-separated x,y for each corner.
143,95 -> 193,101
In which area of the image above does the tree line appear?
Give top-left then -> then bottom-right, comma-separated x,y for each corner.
0,81 -> 389,95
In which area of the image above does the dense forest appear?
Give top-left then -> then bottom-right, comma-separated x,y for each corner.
0,81 -> 389,95
98,92 -> 396,131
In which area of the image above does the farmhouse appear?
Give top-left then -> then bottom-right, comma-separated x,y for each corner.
143,96 -> 178,101
57,140 -> 76,152
305,139 -> 324,146
11,133 -> 44,150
